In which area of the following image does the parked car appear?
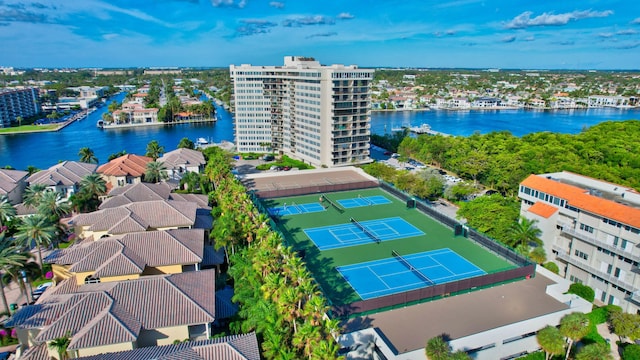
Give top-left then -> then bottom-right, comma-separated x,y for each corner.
263,154 -> 275,161
31,282 -> 53,300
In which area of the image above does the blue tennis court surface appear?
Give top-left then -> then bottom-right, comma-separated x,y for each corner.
268,202 -> 325,216
337,248 -> 486,300
304,217 -> 424,250
338,195 -> 391,208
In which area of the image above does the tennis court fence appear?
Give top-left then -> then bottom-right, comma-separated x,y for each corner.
253,179 -> 378,199
333,263 -> 535,317
379,181 -> 532,268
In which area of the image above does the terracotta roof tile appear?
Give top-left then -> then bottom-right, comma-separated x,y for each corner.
522,174 -> 640,228
97,154 -> 153,177
27,161 -> 97,187
75,333 -> 260,360
527,201 -> 558,218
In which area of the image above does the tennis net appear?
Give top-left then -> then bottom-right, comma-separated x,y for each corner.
392,250 -> 433,285
350,217 -> 381,244
291,201 -> 303,214
359,195 -> 373,205
322,194 -> 344,213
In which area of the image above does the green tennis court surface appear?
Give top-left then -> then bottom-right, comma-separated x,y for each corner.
262,188 -> 516,306
337,248 -> 486,300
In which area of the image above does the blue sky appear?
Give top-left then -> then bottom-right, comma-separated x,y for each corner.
1,0 -> 639,69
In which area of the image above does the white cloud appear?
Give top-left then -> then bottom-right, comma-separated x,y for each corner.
211,0 -> 247,8
504,10 -> 613,29
337,12 -> 354,20
501,35 -> 516,43
632,17 -> 640,24
269,2 -> 284,9
617,29 -> 637,35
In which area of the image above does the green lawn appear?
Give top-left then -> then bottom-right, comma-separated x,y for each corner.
261,188 -> 516,306
0,124 -> 58,133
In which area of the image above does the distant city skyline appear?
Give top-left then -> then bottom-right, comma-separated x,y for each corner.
1,0 -> 639,70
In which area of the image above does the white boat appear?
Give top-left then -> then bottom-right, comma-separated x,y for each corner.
196,137 -> 209,147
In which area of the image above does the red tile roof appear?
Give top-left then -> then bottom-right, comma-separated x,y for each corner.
521,174 -> 640,228
527,201 -> 558,218
97,154 -> 152,177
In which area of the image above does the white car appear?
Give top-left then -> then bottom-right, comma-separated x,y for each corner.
32,282 -> 53,300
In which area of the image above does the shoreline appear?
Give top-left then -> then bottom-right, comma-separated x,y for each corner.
100,117 -> 216,130
372,105 -> 639,112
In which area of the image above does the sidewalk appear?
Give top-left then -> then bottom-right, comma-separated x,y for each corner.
597,323 -> 621,359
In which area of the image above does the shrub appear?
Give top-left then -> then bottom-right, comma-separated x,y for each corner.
543,261 -> 560,274
623,343 -> 640,360
567,283 -> 595,302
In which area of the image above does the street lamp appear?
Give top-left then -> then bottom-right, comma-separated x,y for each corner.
20,270 -> 32,304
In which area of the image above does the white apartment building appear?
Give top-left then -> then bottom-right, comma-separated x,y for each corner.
0,87 -> 40,128
518,171 -> 640,313
230,56 -> 374,167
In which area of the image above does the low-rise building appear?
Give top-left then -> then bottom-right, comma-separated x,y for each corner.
27,161 -> 97,200
519,171 -> 640,312
158,148 -> 206,182
97,154 -> 153,189
0,168 -> 28,204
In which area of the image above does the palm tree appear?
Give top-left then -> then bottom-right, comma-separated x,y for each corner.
559,312 -> 591,360
575,343 -> 613,360
0,236 -> 28,314
22,183 -> 47,209
48,331 -> 71,360
37,191 -> 72,221
0,195 -> 16,225
537,325 -> 565,360
508,216 -> 542,250
14,214 -> 57,273
26,165 -> 39,176
78,147 -> 98,164
80,173 -> 107,199
145,140 -> 165,160
144,161 -> 168,183
426,335 -> 451,360
177,137 -> 195,149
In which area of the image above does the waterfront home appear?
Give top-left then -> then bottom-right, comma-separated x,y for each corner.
7,270 -> 217,358
0,168 -> 28,204
157,148 -> 206,182
27,161 -> 98,200
588,95 -> 638,108
525,98 -> 547,109
471,96 -> 503,108
73,333 -> 259,360
97,154 -> 153,189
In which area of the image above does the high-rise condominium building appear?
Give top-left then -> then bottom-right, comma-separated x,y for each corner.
0,87 -> 40,128
518,171 -> 640,313
230,56 -> 373,167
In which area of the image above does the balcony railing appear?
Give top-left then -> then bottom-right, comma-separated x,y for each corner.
561,228 -> 640,263
554,246 -> 638,292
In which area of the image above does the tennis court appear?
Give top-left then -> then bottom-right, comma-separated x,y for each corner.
337,248 -> 487,300
337,195 -> 391,208
268,202 -> 325,216
304,217 -> 424,251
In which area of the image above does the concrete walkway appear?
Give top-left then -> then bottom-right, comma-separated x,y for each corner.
597,323 -> 621,359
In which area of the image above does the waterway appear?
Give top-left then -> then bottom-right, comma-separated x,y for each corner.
371,108 -> 640,137
0,92 -> 235,170
1,93 -> 639,170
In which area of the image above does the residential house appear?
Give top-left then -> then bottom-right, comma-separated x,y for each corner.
471,97 -> 503,108
27,161 -> 98,200
71,199 -> 212,240
157,148 -> 206,182
7,270 -> 217,358
0,168 -> 28,204
99,182 -> 210,210
46,228 -> 212,284
97,154 -> 153,189
74,333 -> 259,360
